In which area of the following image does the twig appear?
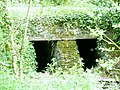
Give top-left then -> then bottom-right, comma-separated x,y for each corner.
99,48 -> 120,52
0,62 -> 9,67
103,34 -> 120,50
20,0 -> 32,78
9,25 -> 19,77
102,39 -> 112,44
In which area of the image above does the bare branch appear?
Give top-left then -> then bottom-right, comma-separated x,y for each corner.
20,0 -> 32,78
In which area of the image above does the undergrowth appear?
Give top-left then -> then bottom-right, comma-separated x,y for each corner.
0,63 -> 99,90
1,56 -> 120,90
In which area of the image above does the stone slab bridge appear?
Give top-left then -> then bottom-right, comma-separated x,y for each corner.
8,7 -> 101,72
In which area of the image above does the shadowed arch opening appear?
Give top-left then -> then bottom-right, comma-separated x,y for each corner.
31,38 -> 100,72
76,38 -> 99,70
32,41 -> 58,72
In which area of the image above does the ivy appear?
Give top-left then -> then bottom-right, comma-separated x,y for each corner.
29,6 -> 120,45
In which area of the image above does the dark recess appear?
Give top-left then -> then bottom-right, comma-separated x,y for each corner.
32,41 -> 57,72
32,38 -> 99,72
76,38 -> 99,70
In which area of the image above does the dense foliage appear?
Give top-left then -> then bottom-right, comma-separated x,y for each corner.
0,0 -> 120,89
0,1 -> 12,74
0,1 -> 36,77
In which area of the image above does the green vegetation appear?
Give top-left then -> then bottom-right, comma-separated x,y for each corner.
0,0 -> 120,90
0,0 -> 36,77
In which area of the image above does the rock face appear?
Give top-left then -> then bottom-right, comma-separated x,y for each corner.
76,38 -> 99,70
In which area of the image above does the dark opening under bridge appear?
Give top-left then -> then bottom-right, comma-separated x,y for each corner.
30,37 -> 99,72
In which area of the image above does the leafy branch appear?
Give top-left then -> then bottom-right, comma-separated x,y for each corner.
88,27 -> 120,51
104,34 -> 120,50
